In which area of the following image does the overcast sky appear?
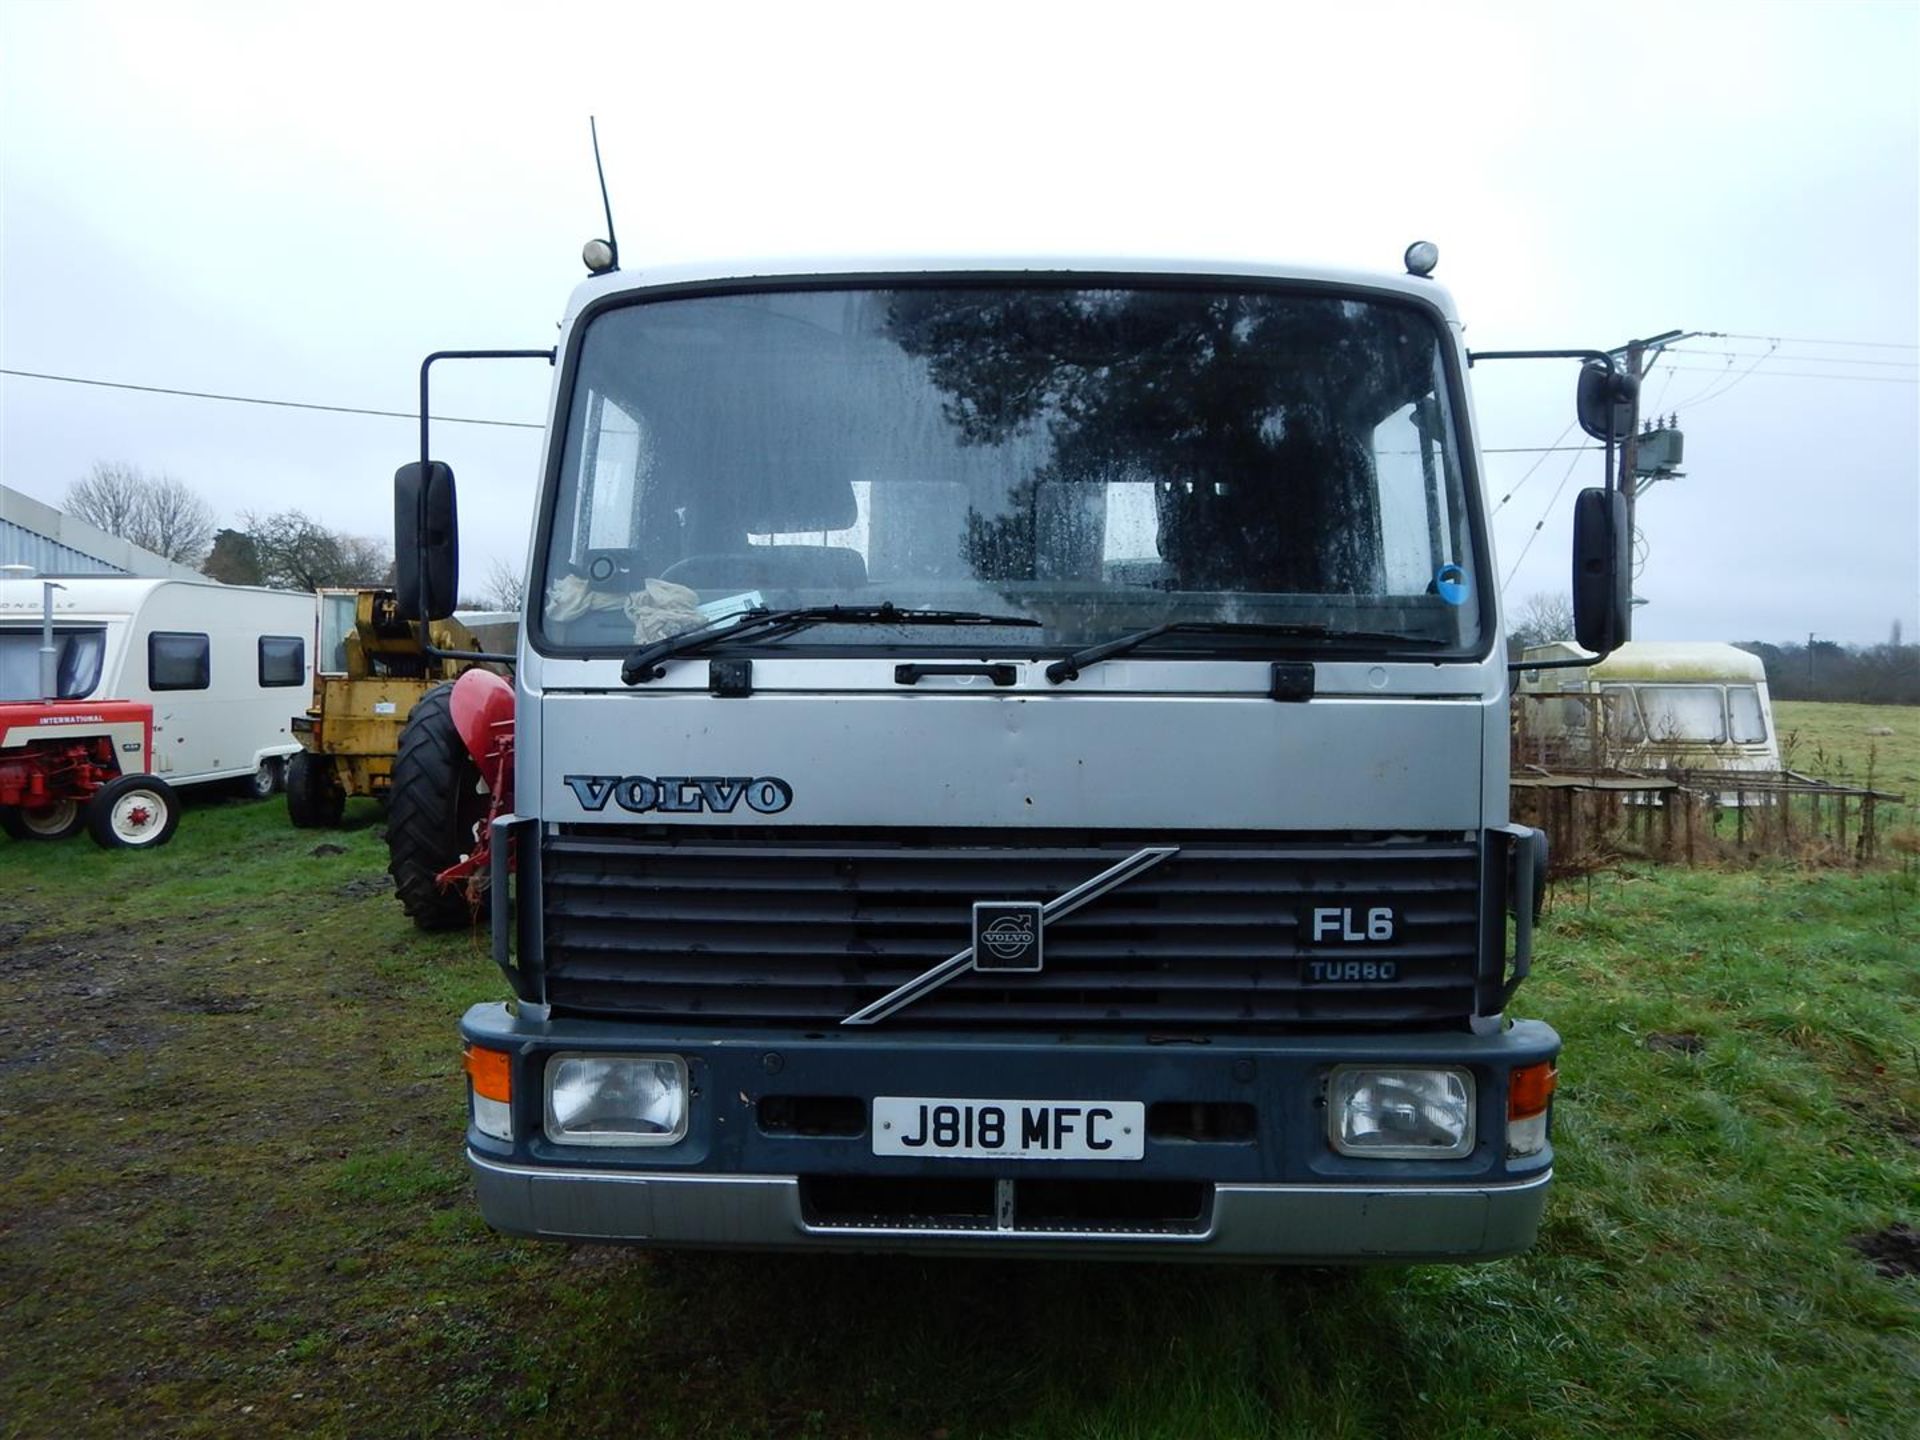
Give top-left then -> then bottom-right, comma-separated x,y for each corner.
3,0 -> 1915,644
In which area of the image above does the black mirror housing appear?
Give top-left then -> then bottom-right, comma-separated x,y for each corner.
1571,487 -> 1631,654
394,461 -> 459,621
1576,362 -> 1638,443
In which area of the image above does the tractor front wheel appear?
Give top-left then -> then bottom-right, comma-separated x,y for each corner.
285,751 -> 345,828
386,681 -> 488,931
86,774 -> 181,849
0,797 -> 86,841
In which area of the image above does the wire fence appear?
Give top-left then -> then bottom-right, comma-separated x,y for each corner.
1510,694 -> 1910,874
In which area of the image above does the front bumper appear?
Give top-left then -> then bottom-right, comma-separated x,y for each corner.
461,1005 -> 1558,1261
468,1150 -> 1551,1261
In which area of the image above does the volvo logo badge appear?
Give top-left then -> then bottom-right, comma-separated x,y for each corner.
973,901 -> 1044,972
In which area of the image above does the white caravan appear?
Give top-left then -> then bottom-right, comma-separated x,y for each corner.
0,576 -> 316,795
1517,641 -> 1779,779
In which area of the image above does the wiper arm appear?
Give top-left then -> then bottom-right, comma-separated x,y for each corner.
622,603 -> 1040,684
1045,621 -> 1438,683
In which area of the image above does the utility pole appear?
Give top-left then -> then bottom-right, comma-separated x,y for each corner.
1609,330 -> 1688,545
1808,632 -> 1816,688
1607,329 -> 1690,608
1619,337 -> 1646,548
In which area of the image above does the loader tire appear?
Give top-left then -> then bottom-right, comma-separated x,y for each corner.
285,751 -> 345,829
386,681 -> 487,931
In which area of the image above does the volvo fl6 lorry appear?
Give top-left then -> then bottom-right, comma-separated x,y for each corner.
395,247 -> 1637,1261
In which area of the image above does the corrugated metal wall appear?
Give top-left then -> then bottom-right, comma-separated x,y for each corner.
0,517 -> 132,575
0,485 -> 203,579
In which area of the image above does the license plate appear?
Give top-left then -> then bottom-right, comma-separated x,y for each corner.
872,1097 -> 1144,1160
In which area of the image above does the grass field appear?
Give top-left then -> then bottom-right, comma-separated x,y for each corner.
1774,700 -> 1918,829
2,792 -> 1916,1439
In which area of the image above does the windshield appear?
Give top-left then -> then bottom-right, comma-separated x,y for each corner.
319,593 -> 357,675
537,282 -> 1484,658
1636,685 -> 1730,744
0,627 -> 106,701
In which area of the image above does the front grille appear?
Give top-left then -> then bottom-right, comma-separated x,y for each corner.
539,829 -> 1485,1027
800,1176 -> 1212,1234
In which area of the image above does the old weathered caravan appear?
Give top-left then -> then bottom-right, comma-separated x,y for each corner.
1516,641 -> 1779,780
394,252 -> 1639,1261
0,576 -> 315,806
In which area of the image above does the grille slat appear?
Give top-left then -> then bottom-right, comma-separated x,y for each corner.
543,955 -> 1476,991
541,830 -> 1485,1028
544,932 -> 1476,966
544,893 -> 1477,924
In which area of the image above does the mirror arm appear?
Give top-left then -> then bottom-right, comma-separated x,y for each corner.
1465,347 -> 1622,493
1506,654 -> 1607,673
412,347 -> 556,652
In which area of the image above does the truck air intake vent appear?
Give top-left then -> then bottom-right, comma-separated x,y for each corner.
539,830 -> 1487,1029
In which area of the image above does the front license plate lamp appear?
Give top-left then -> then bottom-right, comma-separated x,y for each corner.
545,1054 -> 688,1146
1327,1065 -> 1474,1158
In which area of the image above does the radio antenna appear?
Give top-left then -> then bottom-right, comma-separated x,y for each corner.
589,116 -> 619,272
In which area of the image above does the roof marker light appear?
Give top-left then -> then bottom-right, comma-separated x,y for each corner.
582,238 -> 617,275
1404,241 -> 1440,278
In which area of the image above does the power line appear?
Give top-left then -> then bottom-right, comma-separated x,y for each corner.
1663,340 -> 1778,412
1663,364 -> 1918,384
1663,348 -> 1917,369
1500,443 -> 1589,591
1707,331 -> 1919,351
1646,349 -> 1682,416
0,368 -> 544,430
1488,420 -> 1579,516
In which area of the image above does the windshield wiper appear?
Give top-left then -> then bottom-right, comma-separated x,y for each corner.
1045,621 -> 1440,683
621,603 -> 1040,684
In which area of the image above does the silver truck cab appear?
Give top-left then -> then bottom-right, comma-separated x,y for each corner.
405,256 -> 1624,1260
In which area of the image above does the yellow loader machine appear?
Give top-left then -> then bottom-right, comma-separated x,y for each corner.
285,589 -> 512,827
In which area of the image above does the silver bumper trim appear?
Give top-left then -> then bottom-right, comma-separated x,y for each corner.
467,1151 -> 1552,1262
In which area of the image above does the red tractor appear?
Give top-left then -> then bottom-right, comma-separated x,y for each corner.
0,698 -> 181,848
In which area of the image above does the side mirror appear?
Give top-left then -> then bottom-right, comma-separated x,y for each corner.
1576,362 -> 1638,443
1571,487 -> 1631,654
394,461 -> 459,621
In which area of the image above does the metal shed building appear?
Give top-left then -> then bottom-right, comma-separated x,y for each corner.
1,483 -> 206,580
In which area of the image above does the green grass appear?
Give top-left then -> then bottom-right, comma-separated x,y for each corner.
1774,700 -> 1918,827
2,796 -> 1915,1438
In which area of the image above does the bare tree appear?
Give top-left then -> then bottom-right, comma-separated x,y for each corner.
64,462 -> 216,566
482,557 -> 526,611
66,463 -> 150,540
243,510 -> 392,592
1507,591 -> 1576,655
138,476 -> 217,566
336,534 -> 395,588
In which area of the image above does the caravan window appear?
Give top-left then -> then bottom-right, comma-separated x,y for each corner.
1599,685 -> 1645,741
0,627 -> 105,700
258,635 -> 306,687
149,632 -> 211,691
1637,685 -> 1727,744
1728,686 -> 1768,744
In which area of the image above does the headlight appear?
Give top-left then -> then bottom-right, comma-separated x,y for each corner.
1328,1066 -> 1474,1158
545,1054 -> 688,1146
